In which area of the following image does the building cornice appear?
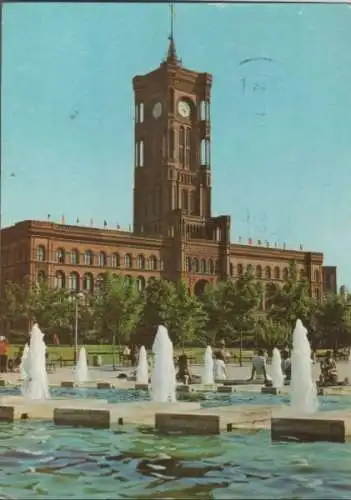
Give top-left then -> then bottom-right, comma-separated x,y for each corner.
230,242 -> 323,263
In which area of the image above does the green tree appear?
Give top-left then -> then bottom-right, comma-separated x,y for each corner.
140,277 -> 177,333
0,281 -> 29,341
311,293 -> 351,350
27,282 -> 75,340
167,281 -> 208,347
201,269 -> 262,345
255,317 -> 290,351
268,261 -> 312,329
0,280 -> 75,343
93,273 -> 144,358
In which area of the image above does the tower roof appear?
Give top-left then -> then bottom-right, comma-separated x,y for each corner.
165,2 -> 181,66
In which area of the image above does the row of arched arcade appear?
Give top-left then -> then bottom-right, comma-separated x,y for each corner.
36,270 -> 148,293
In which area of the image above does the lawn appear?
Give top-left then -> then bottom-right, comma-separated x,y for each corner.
8,344 -> 256,365
8,344 -> 333,366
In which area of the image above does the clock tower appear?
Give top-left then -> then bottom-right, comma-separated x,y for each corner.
132,10 -> 212,238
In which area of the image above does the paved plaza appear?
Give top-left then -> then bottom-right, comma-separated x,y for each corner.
1,360 -> 350,387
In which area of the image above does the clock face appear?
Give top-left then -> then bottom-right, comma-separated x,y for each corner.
152,102 -> 162,119
178,100 -> 191,118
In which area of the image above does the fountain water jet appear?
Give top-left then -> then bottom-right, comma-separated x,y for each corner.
22,323 -> 50,400
151,325 -> 176,402
271,348 -> 284,389
74,347 -> 89,384
136,346 -> 149,384
290,319 -> 318,414
19,343 -> 29,381
201,345 -> 214,385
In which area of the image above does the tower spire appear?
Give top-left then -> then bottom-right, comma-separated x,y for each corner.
167,1 -> 178,62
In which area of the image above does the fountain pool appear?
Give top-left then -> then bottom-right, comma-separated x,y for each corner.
0,384 -> 350,499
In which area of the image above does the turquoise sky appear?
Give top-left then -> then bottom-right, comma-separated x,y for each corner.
2,2 -> 351,286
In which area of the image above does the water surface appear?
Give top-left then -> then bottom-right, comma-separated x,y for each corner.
0,387 -> 350,499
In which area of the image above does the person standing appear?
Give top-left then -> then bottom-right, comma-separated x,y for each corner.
0,337 -> 9,373
0,337 -> 5,373
130,345 -> 139,367
219,340 -> 231,364
123,344 -> 131,365
248,348 -> 269,384
281,348 -> 291,382
213,352 -> 228,381
176,352 -> 192,384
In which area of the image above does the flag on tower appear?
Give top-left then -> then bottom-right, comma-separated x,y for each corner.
61,215 -> 65,224
103,220 -> 108,228
76,217 -> 80,224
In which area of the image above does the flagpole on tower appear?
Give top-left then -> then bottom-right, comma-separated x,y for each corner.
167,1 -> 178,62
169,1 -> 174,41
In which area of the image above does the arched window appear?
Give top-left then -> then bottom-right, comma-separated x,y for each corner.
247,264 -> 253,274
99,251 -> 107,267
274,266 -> 280,280
56,248 -> 65,264
192,257 -> 199,273
136,276 -> 146,292
125,275 -> 132,286
283,268 -> 289,280
237,263 -> 243,276
139,140 -> 144,167
95,274 -> 105,292
215,260 -> 220,273
314,288 -> 321,300
265,266 -> 271,280
83,273 -> 93,292
37,270 -> 45,283
200,258 -> 207,274
36,245 -> 45,262
186,257 -> 192,272
111,253 -> 120,268
71,249 -> 79,265
208,259 -> 214,274
84,250 -> 93,266
179,126 -> 185,165
229,263 -> 234,276
124,254 -> 132,269
256,265 -> 262,279
200,139 -> 206,165
314,269 -> 320,282
68,272 -> 80,291
54,271 -> 65,289
137,254 -> 146,270
149,255 -> 157,270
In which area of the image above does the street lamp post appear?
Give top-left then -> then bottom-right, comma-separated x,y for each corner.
71,291 -> 84,362
239,329 -> 243,367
